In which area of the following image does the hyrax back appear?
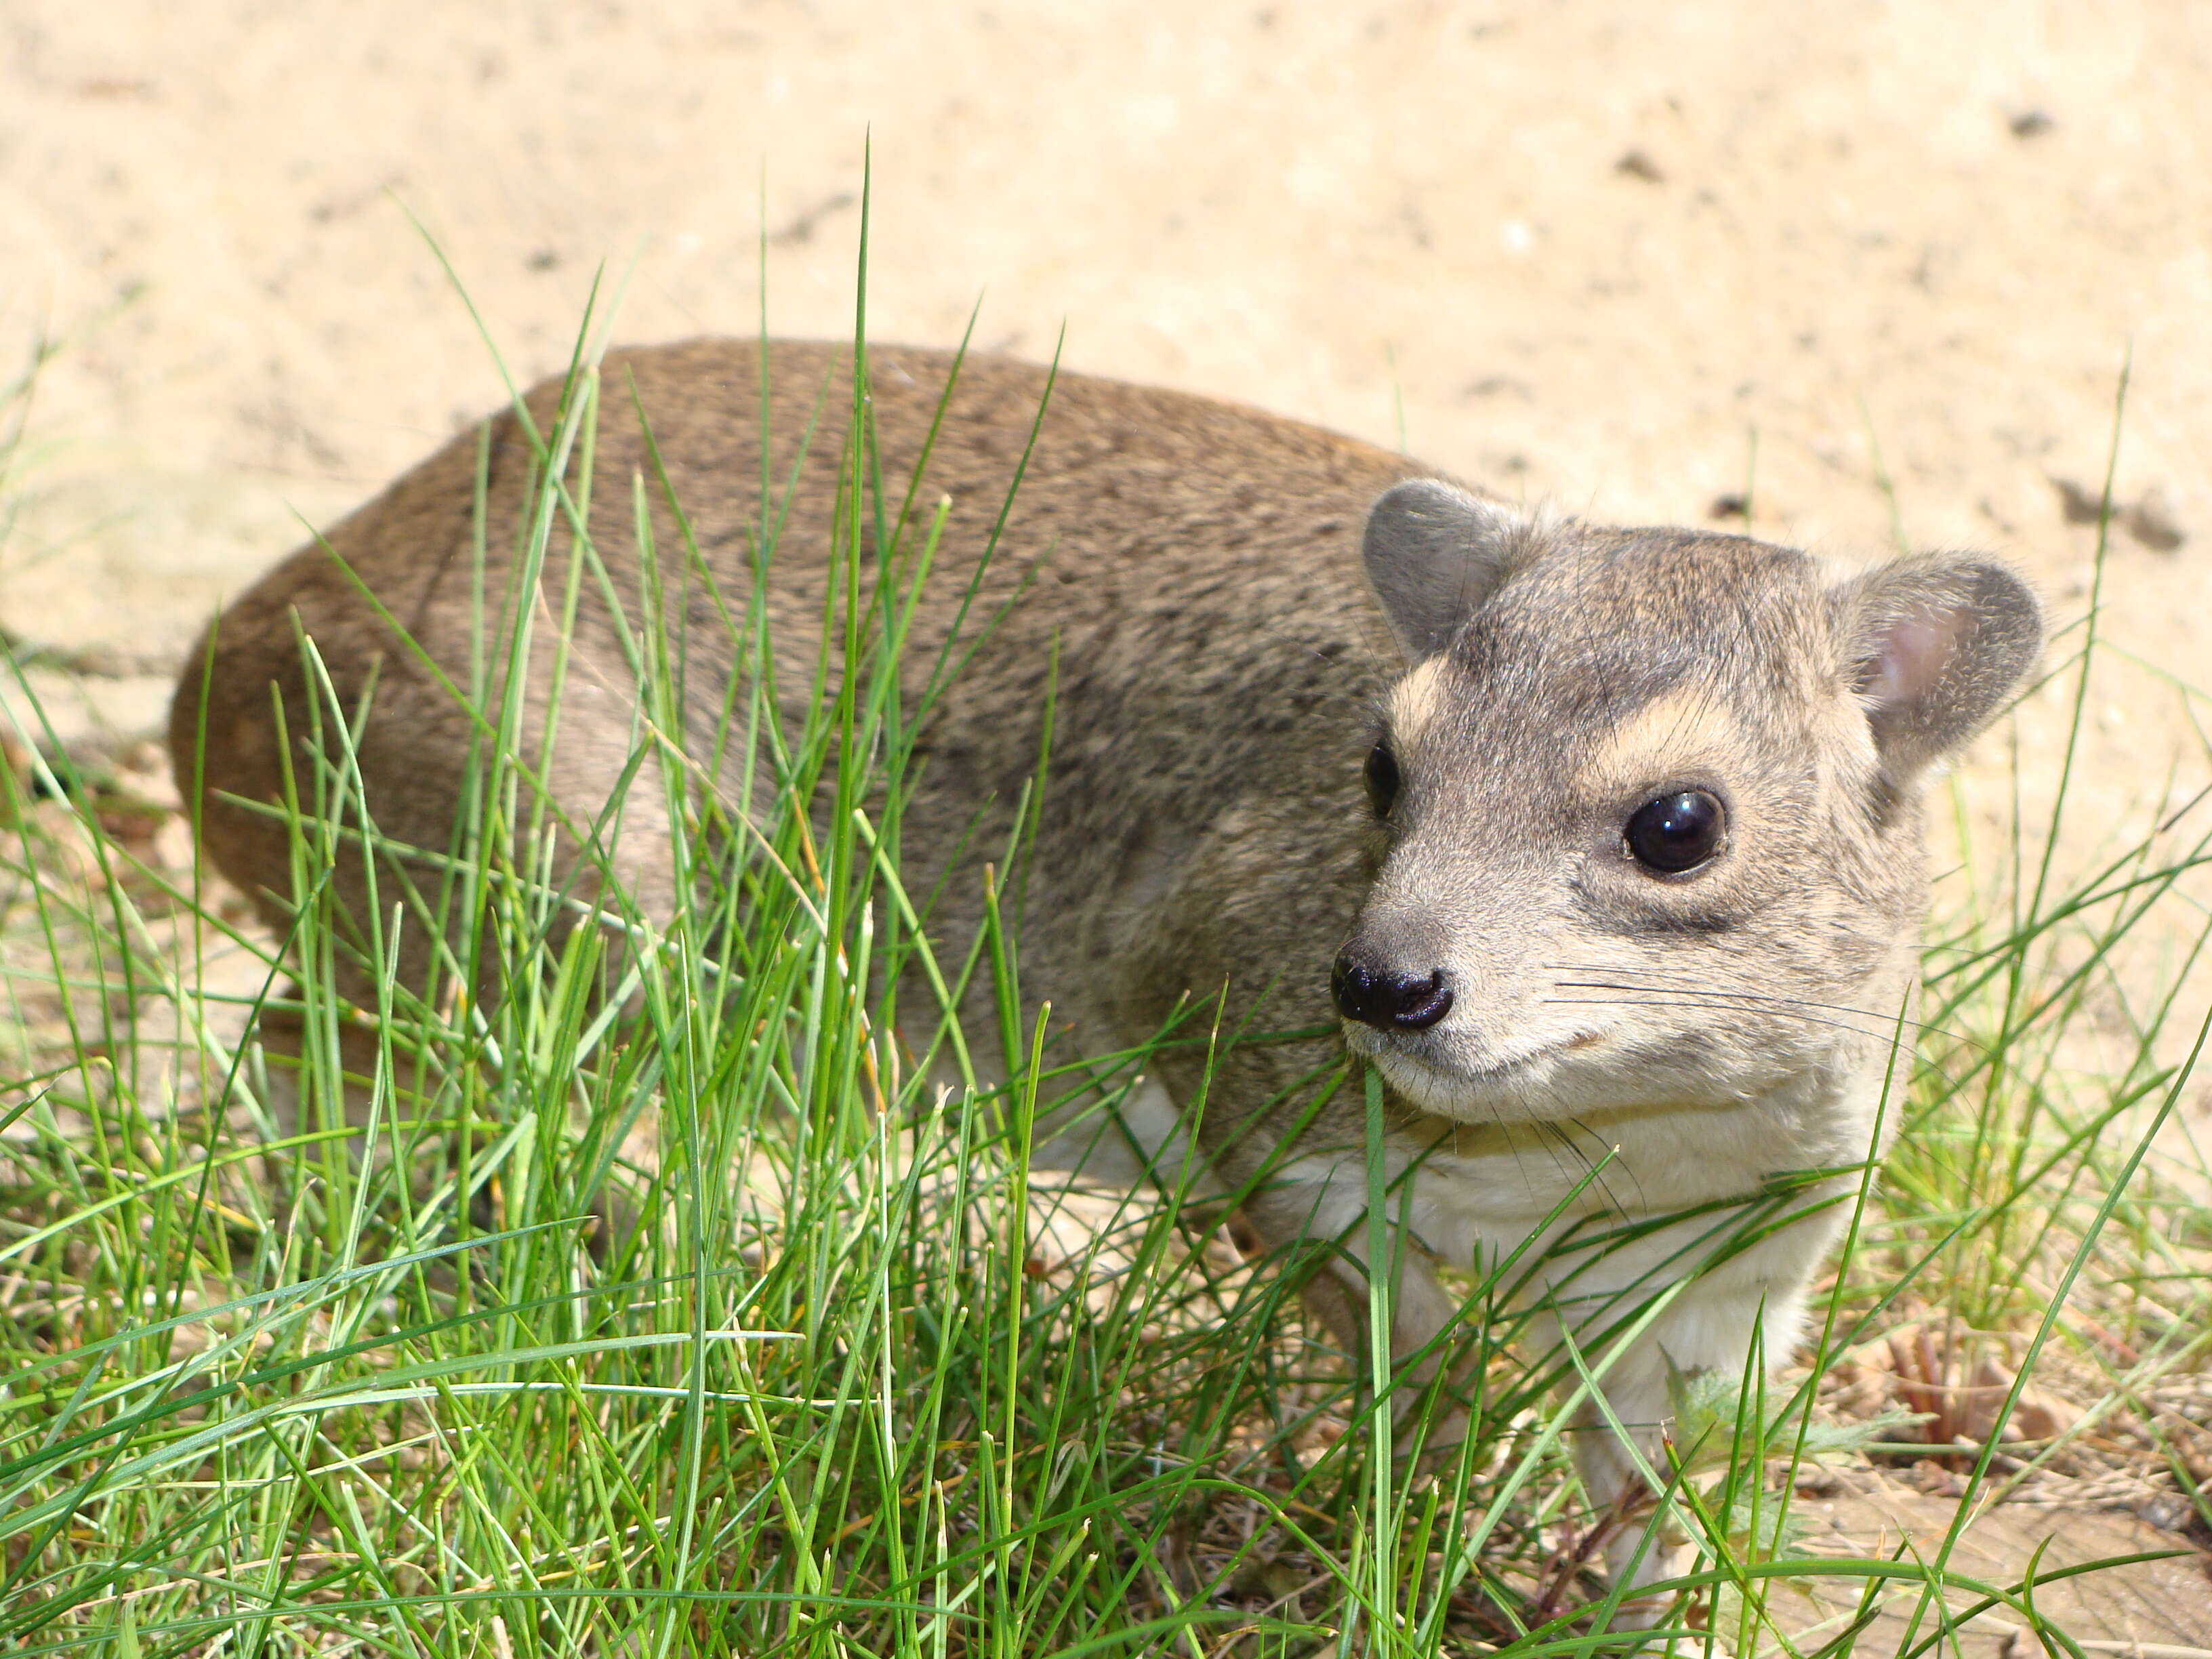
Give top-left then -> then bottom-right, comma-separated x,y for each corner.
173,338 -> 2039,1605
174,340 -> 1418,1059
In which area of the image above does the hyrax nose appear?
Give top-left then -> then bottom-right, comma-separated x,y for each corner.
1330,949 -> 1454,1031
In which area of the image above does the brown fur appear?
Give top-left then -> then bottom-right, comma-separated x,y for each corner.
172,339 -> 2040,1609
173,340 -> 1412,1149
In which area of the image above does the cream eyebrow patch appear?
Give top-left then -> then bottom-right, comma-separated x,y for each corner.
1575,686 -> 1748,798
1385,657 -> 1452,739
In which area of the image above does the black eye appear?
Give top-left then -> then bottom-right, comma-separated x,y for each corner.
1624,790 -> 1727,874
1364,740 -> 1401,819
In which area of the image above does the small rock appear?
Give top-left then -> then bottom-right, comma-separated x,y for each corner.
2051,476 -> 2107,525
2049,476 -> 2186,550
2125,485 -> 2186,552
2009,108 -> 2055,139
62,644 -> 140,678
1910,1459 -> 1968,1498
1961,1355 -> 2083,1444
2001,1385 -> 2082,1442
2133,1491 -> 2194,1533
1615,148 -> 1665,183
1709,492 -> 1749,520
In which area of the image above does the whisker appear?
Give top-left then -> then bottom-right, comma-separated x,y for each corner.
1551,974 -> 1940,1025
1541,991 -> 1960,1050
1557,1116 -> 1645,1214
1542,997 -> 1886,1044
1542,965 -> 1964,1044
1550,978 -> 1931,1029
1530,1120 -> 1610,1206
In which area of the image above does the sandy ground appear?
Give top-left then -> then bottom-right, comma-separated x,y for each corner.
8,2 -> 2212,945
11,0 -> 2212,1111
4,1 -> 2212,1633
6,3 -> 2211,726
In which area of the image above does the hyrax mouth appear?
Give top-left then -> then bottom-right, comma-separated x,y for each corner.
1349,1021 -> 1607,1102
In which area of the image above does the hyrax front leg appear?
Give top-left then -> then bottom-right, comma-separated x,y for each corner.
1531,1252 -> 1822,1625
1243,1174 -> 1470,1454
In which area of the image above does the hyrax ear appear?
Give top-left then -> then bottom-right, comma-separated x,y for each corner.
1361,479 -> 1523,661
1833,552 -> 2043,785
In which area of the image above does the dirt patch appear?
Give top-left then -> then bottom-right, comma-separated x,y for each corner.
1790,1481 -> 2212,1652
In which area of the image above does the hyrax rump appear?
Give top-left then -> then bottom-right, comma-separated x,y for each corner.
173,338 -> 2041,1604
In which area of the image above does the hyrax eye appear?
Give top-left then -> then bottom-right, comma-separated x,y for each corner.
1624,790 -> 1726,874
1363,739 -> 1401,819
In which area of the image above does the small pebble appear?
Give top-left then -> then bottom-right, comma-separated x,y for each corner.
2048,476 -> 2185,550
2124,485 -> 2185,552
2051,476 -> 2106,525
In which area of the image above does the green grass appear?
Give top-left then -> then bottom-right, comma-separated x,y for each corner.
2,251 -> 2210,1658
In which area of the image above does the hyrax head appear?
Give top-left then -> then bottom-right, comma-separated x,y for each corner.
1336,480 -> 2042,1122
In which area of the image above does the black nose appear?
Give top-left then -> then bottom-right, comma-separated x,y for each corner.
1331,951 -> 1454,1031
